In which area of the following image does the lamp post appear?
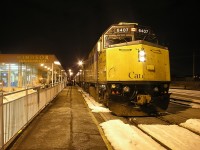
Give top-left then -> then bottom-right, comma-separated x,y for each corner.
68,69 -> 72,80
70,72 -> 73,80
78,60 -> 84,87
68,69 -> 73,85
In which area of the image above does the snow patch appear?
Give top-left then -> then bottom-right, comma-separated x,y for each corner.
180,119 -> 200,134
100,119 -> 165,150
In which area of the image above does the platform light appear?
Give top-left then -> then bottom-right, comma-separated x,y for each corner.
78,60 -> 83,66
70,72 -> 73,76
54,61 -> 61,65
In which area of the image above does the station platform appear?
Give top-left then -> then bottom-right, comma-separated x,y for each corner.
8,86 -> 108,150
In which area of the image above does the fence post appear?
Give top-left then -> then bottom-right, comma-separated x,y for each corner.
26,87 -> 28,122
37,87 -> 40,110
0,92 -> 4,150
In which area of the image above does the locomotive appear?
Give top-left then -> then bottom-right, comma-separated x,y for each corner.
76,22 -> 170,116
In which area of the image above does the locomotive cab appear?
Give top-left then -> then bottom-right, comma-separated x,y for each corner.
103,22 -> 157,49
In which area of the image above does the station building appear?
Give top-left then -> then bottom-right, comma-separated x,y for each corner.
0,54 -> 67,92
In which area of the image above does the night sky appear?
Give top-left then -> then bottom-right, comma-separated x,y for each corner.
0,0 -> 199,77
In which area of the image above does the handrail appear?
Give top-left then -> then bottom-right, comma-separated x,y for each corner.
0,82 -> 65,150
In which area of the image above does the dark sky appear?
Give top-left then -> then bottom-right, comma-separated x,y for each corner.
0,0 -> 199,77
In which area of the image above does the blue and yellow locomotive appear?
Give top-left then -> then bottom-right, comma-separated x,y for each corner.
76,22 -> 170,116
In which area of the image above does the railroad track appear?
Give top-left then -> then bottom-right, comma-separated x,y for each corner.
127,111 -> 200,150
169,89 -> 200,107
156,113 -> 200,136
170,96 -> 200,108
127,116 -> 171,149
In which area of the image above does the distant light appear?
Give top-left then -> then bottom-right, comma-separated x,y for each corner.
78,60 -> 83,66
54,61 -> 61,65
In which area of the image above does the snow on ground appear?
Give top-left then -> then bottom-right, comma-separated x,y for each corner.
100,119 -> 200,150
190,104 -> 200,109
80,88 -> 200,150
100,120 -> 165,150
79,89 -> 111,113
180,119 -> 200,134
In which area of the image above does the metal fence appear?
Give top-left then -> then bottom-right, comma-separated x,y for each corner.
0,83 -> 64,150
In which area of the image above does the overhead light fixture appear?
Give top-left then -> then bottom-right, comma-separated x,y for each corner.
54,61 -> 61,65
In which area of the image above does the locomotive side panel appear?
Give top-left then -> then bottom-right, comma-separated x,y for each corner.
98,51 -> 107,82
84,48 -> 98,83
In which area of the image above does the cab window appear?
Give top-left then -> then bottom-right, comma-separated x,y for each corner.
104,35 -> 132,48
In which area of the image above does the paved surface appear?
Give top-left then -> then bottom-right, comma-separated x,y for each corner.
9,86 -> 107,150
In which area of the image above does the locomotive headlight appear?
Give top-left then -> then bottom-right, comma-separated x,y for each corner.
139,50 -> 145,56
164,84 -> 168,88
138,50 -> 146,62
139,57 -> 146,62
111,84 -> 116,89
153,87 -> 159,92
123,86 -> 130,93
